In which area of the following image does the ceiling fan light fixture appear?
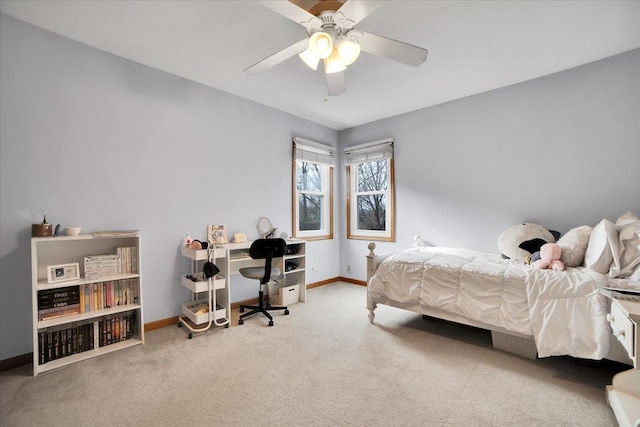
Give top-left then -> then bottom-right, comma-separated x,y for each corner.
336,39 -> 361,66
299,48 -> 320,70
308,31 -> 333,59
324,48 -> 346,74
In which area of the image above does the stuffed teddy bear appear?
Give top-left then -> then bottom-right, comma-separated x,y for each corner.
532,243 -> 565,271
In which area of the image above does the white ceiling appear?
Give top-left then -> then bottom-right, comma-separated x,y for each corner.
2,0 -> 640,130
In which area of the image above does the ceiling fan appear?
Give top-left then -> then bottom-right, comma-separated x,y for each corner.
244,0 -> 428,96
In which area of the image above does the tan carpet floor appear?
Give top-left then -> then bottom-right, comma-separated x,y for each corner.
0,282 -> 625,426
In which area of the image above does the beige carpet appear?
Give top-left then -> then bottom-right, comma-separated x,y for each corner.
0,282 -> 624,426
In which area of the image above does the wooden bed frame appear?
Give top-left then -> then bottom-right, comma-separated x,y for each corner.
365,241 -> 632,363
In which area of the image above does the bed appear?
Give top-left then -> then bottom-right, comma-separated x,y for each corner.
366,215 -> 640,363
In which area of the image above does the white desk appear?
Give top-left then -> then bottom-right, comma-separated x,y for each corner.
179,239 -> 306,334
210,239 -> 306,303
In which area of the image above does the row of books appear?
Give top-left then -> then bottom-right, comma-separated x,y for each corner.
37,279 -> 139,320
79,279 -> 139,313
37,323 -> 93,364
116,246 -> 138,274
37,312 -> 137,365
83,246 -> 137,280
97,312 -> 136,348
84,254 -> 118,280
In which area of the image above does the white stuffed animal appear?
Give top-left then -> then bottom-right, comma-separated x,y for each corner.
498,222 -> 559,262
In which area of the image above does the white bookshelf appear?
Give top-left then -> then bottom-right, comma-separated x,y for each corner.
31,232 -> 144,375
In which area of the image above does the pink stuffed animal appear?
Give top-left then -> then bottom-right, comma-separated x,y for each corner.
532,243 -> 565,271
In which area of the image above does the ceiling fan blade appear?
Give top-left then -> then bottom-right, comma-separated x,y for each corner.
335,0 -> 383,28
245,38 -> 309,75
259,1 -> 322,29
359,31 -> 428,67
326,71 -> 346,96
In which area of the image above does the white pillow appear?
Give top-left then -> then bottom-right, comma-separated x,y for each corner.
558,225 -> 593,267
614,212 -> 640,278
584,219 -> 619,274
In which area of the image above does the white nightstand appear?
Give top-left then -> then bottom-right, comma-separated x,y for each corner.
605,297 -> 640,427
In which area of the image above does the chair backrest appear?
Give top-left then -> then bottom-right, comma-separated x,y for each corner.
249,238 -> 287,284
249,238 -> 286,260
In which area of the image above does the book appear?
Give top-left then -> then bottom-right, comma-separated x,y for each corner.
77,325 -> 84,353
39,293 -> 80,305
39,297 -> 80,311
39,305 -> 81,320
53,331 -> 60,359
84,254 -> 120,280
38,331 -> 46,364
92,230 -> 139,237
38,286 -> 79,300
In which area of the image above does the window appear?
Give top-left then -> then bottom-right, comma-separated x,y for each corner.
292,138 -> 334,240
346,139 -> 395,241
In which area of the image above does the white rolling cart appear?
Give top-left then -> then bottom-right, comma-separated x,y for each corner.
178,246 -> 230,339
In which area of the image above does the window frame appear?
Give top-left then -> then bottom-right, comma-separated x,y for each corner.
292,139 -> 334,241
346,140 -> 395,242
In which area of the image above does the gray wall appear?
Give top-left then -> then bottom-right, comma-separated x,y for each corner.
0,14 -> 339,360
339,48 -> 640,280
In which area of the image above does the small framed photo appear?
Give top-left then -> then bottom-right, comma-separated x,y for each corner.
207,225 -> 228,245
47,263 -> 80,284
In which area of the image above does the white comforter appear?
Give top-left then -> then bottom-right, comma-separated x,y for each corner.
368,247 -> 612,359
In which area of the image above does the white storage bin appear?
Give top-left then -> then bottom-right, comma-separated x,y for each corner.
182,299 -> 226,325
181,274 -> 225,293
269,283 -> 300,306
181,246 -> 226,260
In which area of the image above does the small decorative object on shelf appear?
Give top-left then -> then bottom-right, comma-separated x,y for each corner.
232,232 -> 247,243
256,217 -> 273,239
46,263 -> 80,284
207,225 -> 228,245
63,226 -> 81,236
183,232 -> 192,248
32,215 -> 52,237
189,240 -> 202,250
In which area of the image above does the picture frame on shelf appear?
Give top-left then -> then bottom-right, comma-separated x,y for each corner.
46,263 -> 80,284
207,225 -> 228,245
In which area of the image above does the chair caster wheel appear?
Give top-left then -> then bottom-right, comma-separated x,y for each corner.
284,310 -> 290,315
239,307 -> 245,313
226,324 -> 230,328
269,320 -> 274,327
239,319 -> 244,325
188,333 -> 193,339
177,322 -> 182,327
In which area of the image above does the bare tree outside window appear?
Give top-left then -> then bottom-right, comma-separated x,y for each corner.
292,139 -> 334,240
356,161 -> 387,231
297,162 -> 323,231
347,149 -> 394,241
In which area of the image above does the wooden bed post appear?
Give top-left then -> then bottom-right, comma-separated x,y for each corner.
366,242 -> 377,323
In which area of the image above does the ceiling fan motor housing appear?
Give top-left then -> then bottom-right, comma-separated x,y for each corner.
306,10 -> 358,41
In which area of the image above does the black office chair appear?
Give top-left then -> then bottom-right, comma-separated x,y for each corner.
238,238 -> 290,326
